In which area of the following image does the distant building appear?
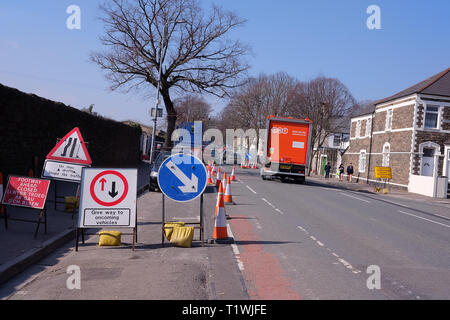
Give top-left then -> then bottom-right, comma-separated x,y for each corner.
342,68 -> 450,197
123,121 -> 165,160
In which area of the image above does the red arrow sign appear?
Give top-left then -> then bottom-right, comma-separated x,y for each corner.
99,178 -> 107,191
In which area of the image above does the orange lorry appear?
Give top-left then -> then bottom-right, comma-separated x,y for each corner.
261,116 -> 313,184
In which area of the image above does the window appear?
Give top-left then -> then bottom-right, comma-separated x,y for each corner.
382,143 -> 390,167
333,134 -> 341,147
359,150 -> 367,173
356,120 -> 361,138
365,118 -> 372,137
424,105 -> 439,129
385,109 -> 393,131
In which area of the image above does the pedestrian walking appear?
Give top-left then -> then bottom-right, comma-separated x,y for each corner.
339,164 -> 344,182
346,163 -> 354,182
324,162 -> 332,179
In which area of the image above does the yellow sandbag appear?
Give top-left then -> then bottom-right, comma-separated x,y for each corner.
164,222 -> 185,241
65,196 -> 79,212
170,226 -> 195,248
98,231 -> 122,246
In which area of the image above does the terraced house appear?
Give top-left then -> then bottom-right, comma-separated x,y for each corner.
343,68 -> 450,197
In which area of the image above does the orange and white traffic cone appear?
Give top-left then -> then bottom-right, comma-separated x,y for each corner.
230,166 -> 236,181
224,176 -> 233,204
211,164 -> 216,177
207,169 -> 214,185
215,170 -> 221,188
213,191 -> 229,241
215,182 -> 224,217
223,172 -> 227,184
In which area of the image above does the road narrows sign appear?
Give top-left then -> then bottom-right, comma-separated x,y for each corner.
46,127 -> 92,165
158,153 -> 207,202
78,168 -> 137,228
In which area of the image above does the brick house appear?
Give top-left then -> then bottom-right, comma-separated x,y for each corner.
342,68 -> 450,197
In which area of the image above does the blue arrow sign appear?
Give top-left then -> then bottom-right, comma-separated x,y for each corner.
158,153 -> 207,202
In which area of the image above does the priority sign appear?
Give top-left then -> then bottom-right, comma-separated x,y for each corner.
78,168 -> 137,228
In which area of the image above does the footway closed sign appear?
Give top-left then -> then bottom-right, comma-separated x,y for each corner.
78,168 -> 137,228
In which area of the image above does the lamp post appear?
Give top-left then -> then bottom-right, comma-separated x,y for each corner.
149,25 -> 169,164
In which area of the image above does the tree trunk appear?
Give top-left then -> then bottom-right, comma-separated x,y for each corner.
161,88 -> 177,149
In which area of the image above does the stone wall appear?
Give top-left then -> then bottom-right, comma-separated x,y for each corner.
0,84 -> 141,183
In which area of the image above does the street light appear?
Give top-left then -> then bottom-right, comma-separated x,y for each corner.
149,19 -> 186,164
149,24 -> 169,164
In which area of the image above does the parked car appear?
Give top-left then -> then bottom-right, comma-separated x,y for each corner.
149,150 -> 172,192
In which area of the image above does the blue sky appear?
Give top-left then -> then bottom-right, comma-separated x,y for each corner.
1,0 -> 449,127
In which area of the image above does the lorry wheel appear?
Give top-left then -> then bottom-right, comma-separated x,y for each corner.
261,175 -> 267,180
296,177 -> 305,184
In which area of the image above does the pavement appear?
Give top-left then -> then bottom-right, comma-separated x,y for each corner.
307,174 -> 450,219
0,162 -> 152,286
0,163 -> 248,300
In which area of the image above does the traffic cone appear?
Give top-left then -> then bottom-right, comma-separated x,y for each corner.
207,170 -> 214,185
230,166 -> 236,181
215,170 -> 221,188
223,172 -> 227,184
28,169 -> 34,177
213,191 -> 229,241
224,176 -> 233,204
211,164 -> 216,177
215,182 -> 224,217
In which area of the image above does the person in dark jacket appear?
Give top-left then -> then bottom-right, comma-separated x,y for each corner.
339,164 -> 344,181
324,162 -> 332,179
347,163 -> 354,182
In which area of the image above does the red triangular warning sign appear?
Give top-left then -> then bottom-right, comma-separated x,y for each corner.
46,127 -> 92,165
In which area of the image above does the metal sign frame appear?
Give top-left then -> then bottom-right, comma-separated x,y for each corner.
1,175 -> 51,238
75,168 -> 138,251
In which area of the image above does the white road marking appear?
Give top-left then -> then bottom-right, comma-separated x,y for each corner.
262,198 -> 274,208
332,252 -> 340,258
275,208 -> 284,215
339,192 -> 371,203
227,224 -> 244,271
246,185 -> 257,194
397,210 -> 450,228
316,241 -> 324,247
310,236 -> 317,241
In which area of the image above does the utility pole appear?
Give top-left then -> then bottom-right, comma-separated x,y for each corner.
149,24 -> 169,164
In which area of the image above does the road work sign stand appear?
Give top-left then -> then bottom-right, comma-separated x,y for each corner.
158,154 -> 207,247
374,167 -> 392,194
43,128 -> 92,216
1,176 -> 51,238
75,168 -> 138,251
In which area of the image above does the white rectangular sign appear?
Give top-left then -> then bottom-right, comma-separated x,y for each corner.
42,160 -> 86,182
78,168 -> 137,228
292,141 -> 304,149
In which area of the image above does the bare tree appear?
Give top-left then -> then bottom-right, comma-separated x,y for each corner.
291,76 -> 356,174
91,0 -> 250,147
173,94 -> 213,128
222,72 -> 297,132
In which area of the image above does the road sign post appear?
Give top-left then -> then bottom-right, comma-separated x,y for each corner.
76,168 -> 138,251
158,154 -> 207,246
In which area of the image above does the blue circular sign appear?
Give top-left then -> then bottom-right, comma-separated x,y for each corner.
157,153 -> 207,202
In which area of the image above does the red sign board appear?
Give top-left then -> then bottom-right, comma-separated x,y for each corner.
46,127 -> 92,165
2,177 -> 51,209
